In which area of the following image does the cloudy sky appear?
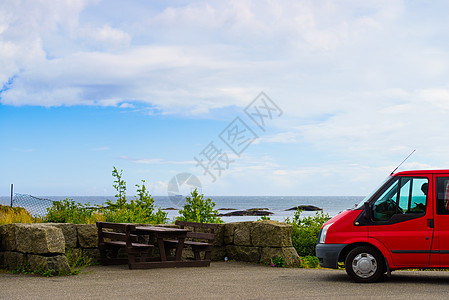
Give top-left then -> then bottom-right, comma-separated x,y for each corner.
1,0 -> 449,197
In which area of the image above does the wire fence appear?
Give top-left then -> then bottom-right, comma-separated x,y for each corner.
11,193 -> 55,217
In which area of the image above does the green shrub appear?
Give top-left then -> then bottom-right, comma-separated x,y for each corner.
103,168 -> 168,224
285,210 -> 330,257
177,189 -> 222,223
300,255 -> 319,268
106,166 -> 127,209
258,215 -> 271,221
270,256 -> 286,267
45,167 -> 167,224
65,248 -> 96,275
45,199 -> 104,224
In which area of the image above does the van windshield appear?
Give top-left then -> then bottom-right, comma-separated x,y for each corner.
355,176 -> 393,209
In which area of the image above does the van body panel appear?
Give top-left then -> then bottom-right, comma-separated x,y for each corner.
324,210 -> 367,244
433,173 -> 449,266
365,237 -> 394,267
365,172 -> 434,267
315,243 -> 346,269
323,209 -> 356,227
368,217 -> 433,266
316,169 -> 449,278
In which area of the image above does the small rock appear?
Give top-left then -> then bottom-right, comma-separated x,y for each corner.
218,210 -> 273,217
285,205 -> 322,211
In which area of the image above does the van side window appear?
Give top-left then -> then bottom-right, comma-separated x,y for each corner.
398,178 -> 427,214
436,177 -> 449,215
372,177 -> 428,221
373,178 -> 399,221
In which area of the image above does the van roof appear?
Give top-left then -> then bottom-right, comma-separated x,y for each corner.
394,169 -> 449,176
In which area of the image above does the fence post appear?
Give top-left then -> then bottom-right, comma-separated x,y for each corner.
10,184 -> 13,207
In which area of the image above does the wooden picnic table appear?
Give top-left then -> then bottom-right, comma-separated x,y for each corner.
130,226 -> 210,268
134,226 -> 189,262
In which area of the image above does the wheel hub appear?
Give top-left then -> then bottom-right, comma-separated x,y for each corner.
352,253 -> 377,278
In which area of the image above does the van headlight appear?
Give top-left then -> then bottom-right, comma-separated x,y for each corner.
319,223 -> 333,244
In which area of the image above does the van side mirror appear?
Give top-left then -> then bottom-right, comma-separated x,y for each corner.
364,202 -> 372,220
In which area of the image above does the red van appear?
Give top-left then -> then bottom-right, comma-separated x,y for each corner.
316,169 -> 449,282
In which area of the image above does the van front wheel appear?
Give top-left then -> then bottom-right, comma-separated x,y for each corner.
345,246 -> 384,283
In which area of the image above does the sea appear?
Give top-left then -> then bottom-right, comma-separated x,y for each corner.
0,195 -> 365,223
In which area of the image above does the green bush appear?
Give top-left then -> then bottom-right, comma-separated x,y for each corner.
300,255 -> 319,268
45,167 -> 167,224
104,172 -> 168,224
270,256 -> 286,267
258,215 -> 271,221
101,203 -> 167,224
45,199 -> 104,224
106,166 -> 127,210
285,210 -> 330,257
65,248 -> 96,275
177,189 -> 222,223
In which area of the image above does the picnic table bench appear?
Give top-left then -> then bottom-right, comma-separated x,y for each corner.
164,221 -> 219,266
96,221 -> 219,269
96,222 -> 154,268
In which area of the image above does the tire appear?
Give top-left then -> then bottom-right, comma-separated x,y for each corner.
345,246 -> 384,283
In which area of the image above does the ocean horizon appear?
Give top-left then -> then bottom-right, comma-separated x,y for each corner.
1,195 -> 364,223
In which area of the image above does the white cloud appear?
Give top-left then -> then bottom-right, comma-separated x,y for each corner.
3,0 -> 449,196
0,0 -> 410,111
118,102 -> 135,109
89,24 -> 130,46
419,88 -> 449,110
259,132 -> 299,144
119,156 -> 195,165
153,180 -> 169,196
199,160 -> 391,196
0,0 -> 94,82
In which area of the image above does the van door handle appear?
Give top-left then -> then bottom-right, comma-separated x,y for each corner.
428,219 -> 434,228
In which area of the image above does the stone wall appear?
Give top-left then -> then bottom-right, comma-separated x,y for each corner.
0,223 -> 98,274
0,220 -> 300,272
212,220 -> 300,267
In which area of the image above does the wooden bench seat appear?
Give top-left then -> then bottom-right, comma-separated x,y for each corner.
96,222 -> 154,268
164,221 -> 219,264
103,240 -> 150,248
168,240 -> 212,246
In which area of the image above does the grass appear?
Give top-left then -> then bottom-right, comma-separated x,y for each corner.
1,248 -> 97,277
10,264 -> 56,277
65,248 -> 97,275
0,205 -> 39,225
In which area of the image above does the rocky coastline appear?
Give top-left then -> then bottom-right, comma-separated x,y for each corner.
217,205 -> 322,217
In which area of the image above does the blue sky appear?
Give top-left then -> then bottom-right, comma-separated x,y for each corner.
2,0 -> 449,197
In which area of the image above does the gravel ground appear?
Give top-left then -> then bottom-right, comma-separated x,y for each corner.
2,262 -> 449,299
